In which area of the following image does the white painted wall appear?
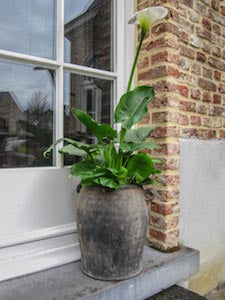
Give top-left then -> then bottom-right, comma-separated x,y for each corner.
179,138 -> 225,293
179,138 -> 225,263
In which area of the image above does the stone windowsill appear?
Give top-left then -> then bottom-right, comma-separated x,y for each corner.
0,246 -> 199,300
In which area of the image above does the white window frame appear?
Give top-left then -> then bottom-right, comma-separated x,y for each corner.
0,0 -> 134,281
0,0 -> 130,171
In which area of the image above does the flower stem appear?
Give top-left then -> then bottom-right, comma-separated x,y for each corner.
120,30 -> 146,147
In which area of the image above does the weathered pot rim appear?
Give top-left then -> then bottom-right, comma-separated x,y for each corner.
82,184 -> 142,191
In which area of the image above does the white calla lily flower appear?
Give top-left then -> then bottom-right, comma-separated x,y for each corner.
129,6 -> 168,35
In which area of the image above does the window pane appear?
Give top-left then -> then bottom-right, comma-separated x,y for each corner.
0,61 -> 55,168
64,72 -> 112,165
64,0 -> 113,71
0,0 -> 56,59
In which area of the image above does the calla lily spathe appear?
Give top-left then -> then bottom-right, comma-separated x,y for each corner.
128,6 -> 168,35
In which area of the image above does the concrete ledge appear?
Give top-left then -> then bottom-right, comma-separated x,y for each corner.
0,246 -> 199,300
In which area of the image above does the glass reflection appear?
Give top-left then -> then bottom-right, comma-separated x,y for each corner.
0,0 -> 56,59
0,61 -> 55,168
64,0 -> 113,71
64,72 -> 112,165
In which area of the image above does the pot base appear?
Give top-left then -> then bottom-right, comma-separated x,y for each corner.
81,265 -> 143,281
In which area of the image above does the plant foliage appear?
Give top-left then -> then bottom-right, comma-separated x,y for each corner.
43,20 -> 161,189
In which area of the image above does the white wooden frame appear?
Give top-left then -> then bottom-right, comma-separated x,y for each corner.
0,0 -> 134,281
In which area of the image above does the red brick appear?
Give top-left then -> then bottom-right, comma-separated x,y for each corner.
191,63 -> 201,75
213,47 -> 221,57
155,81 -> 189,97
167,7 -> 180,22
190,115 -> 201,126
151,126 -> 179,138
213,94 -> 222,104
157,174 -> 180,187
149,189 -> 179,202
137,56 -> 149,69
151,51 -> 179,65
219,130 -> 225,139
167,83 -> 189,97
222,6 -> 225,16
203,67 -> 213,79
212,23 -> 221,35
196,27 -> 215,43
208,57 -> 225,71
147,36 -> 179,50
191,88 -> 201,100
154,143 -> 180,155
180,128 -> 196,138
202,91 -> 212,102
179,100 -> 196,112
196,129 -> 216,139
197,104 -> 207,114
202,18 -> 212,31
179,0 -> 193,7
219,83 -> 225,93
150,201 -> 178,215
214,70 -> 221,80
149,228 -> 179,243
150,215 -> 179,230
209,105 -> 225,116
197,52 -> 207,62
178,31 -> 189,43
179,18 -> 194,32
212,0 -> 220,11
152,22 -> 179,36
179,114 -> 189,125
180,46 -> 195,59
198,78 -> 217,92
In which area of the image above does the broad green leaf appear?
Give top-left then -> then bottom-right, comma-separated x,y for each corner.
58,144 -> 86,157
94,176 -> 119,189
104,142 -> 118,168
115,86 -> 154,129
43,137 -> 96,158
72,108 -> 117,140
127,152 -> 154,184
120,141 -> 160,152
70,161 -> 96,177
124,126 -> 157,143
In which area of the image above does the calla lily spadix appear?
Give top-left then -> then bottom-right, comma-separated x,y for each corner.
129,6 -> 168,36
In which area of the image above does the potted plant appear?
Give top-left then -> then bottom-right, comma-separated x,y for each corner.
44,6 -> 168,281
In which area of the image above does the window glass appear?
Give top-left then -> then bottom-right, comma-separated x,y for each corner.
0,61 -> 55,168
0,0 -> 56,59
64,0 -> 113,71
64,72 -> 112,165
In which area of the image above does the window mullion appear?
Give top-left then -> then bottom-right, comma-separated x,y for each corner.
55,0 -> 64,168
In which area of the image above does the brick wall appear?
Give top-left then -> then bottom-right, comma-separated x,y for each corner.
136,0 -> 225,251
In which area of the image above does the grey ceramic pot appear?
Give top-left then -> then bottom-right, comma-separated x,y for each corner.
76,185 -> 148,281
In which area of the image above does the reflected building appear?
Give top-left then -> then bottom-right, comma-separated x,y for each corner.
64,0 -> 112,144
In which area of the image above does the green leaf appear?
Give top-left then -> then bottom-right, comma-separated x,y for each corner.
137,178 -> 154,185
70,161 -> 96,178
72,108 -> 117,140
43,137 -> 99,159
115,86 -> 154,129
152,158 -> 162,164
94,176 -> 119,189
58,144 -> 86,157
127,152 -> 154,184
120,142 -> 160,152
124,126 -> 157,143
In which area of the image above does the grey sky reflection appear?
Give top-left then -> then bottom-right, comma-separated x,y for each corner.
0,0 -> 56,59
0,61 -> 54,111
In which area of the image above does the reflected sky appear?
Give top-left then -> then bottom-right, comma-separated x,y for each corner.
0,61 -> 54,111
0,0 -> 56,59
64,0 -> 94,24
